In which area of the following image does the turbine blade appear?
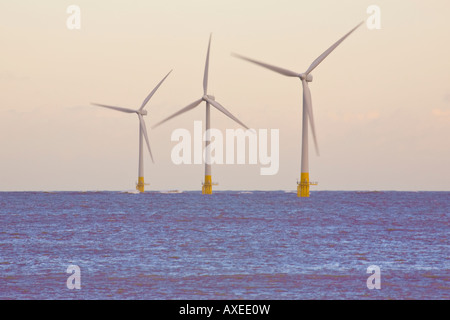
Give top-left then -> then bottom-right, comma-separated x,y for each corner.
204,96 -> 249,130
92,103 -> 135,113
302,80 -> 320,156
203,34 -> 212,95
232,53 -> 299,77
152,98 -> 203,129
140,70 -> 173,111
138,114 -> 154,163
305,21 -> 364,75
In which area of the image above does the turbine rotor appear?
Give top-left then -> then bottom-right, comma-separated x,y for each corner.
299,73 -> 313,82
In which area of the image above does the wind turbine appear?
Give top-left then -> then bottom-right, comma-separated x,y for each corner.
92,70 -> 172,193
153,34 -> 249,194
233,22 -> 363,197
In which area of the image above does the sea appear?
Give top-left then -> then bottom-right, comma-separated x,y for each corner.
0,191 -> 448,300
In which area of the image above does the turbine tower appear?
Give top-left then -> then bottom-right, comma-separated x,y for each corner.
92,70 -> 172,193
233,22 -> 363,197
153,34 -> 249,194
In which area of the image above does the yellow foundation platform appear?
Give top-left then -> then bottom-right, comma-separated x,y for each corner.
202,175 -> 212,194
136,177 -> 145,193
297,173 -> 318,197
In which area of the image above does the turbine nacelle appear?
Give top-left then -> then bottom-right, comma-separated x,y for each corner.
138,109 -> 148,116
202,94 -> 216,101
299,73 -> 313,82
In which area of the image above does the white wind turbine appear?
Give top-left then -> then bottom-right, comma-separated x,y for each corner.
153,34 -> 249,194
92,70 -> 172,193
233,22 -> 364,197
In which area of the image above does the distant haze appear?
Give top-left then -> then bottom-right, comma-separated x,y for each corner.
1,0 -> 449,191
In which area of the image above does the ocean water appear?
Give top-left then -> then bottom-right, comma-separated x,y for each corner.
0,191 -> 448,300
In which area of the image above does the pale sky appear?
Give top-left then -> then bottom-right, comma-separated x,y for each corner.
1,0 -> 449,191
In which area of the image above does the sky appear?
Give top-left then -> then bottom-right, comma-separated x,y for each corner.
0,0 -> 449,192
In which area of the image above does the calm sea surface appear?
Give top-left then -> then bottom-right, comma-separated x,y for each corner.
0,191 -> 448,300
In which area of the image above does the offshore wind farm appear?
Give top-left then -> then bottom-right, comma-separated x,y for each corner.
90,22 -> 363,196
0,1 -> 449,303
2,2 -> 449,193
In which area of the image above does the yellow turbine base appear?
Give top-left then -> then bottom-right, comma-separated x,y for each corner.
136,177 -> 145,193
202,175 -> 212,195
297,172 -> 310,198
